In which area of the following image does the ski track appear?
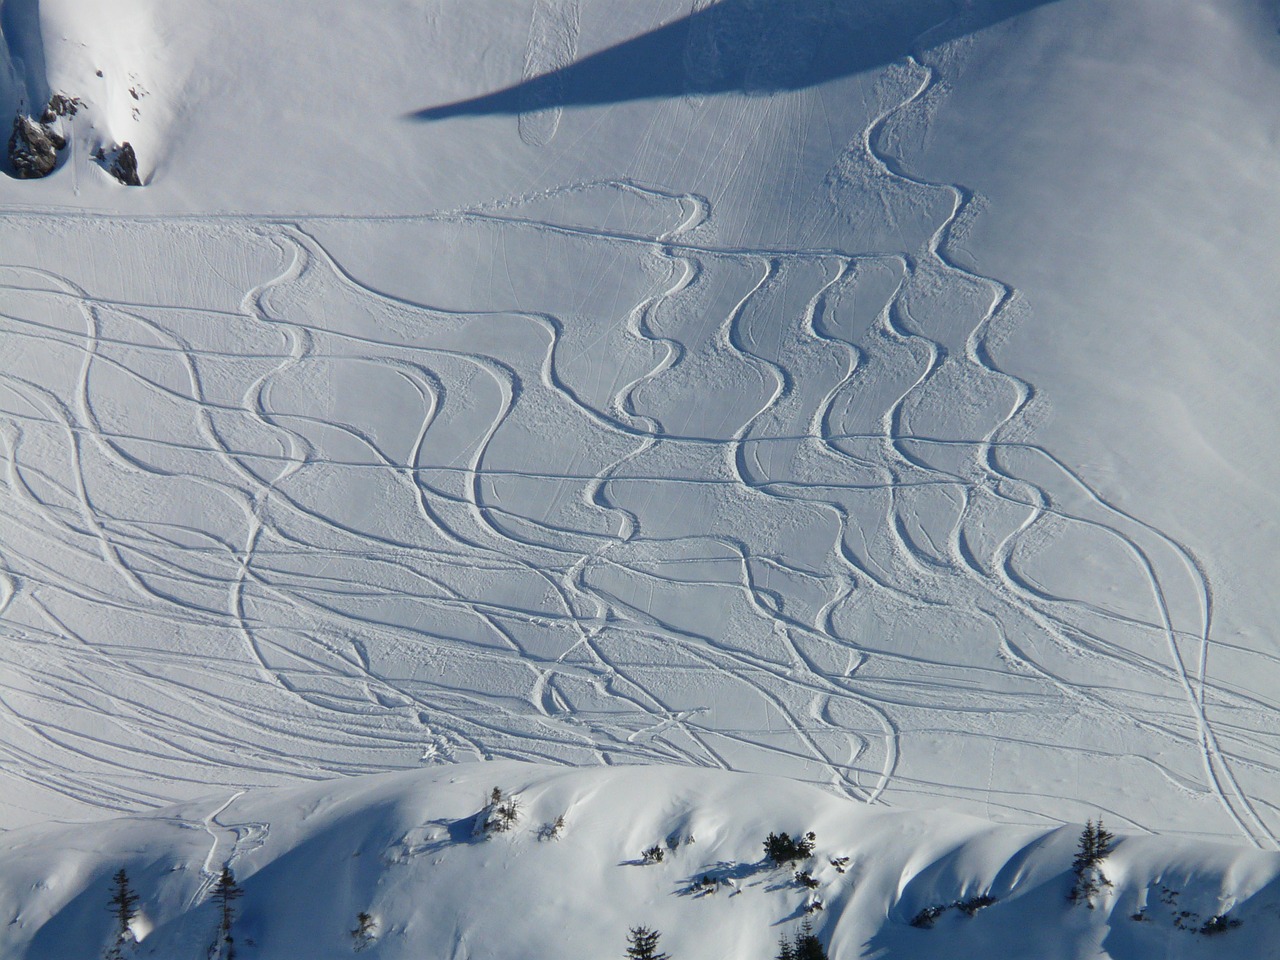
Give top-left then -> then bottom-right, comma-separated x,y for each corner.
0,40 -> 1273,845
518,0 -> 582,147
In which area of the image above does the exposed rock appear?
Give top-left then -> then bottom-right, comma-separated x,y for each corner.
41,94 -> 82,122
107,142 -> 142,186
7,95 -> 82,179
8,115 -> 59,179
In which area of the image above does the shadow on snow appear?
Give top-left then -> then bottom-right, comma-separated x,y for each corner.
409,0 -> 1060,121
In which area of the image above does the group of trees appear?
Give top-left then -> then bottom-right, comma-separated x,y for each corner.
479,786 -> 522,836
1068,819 -> 1115,909
103,864 -> 380,958
105,866 -> 245,960
763,831 -> 816,865
96,815 -> 1238,959
626,828 -> 828,960
775,920 -> 827,960
626,920 -> 827,960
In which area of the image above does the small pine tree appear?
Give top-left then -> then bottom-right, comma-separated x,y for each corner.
641,844 -> 665,864
480,787 -> 520,834
776,920 -> 826,960
626,926 -> 671,960
1095,821 -> 1115,857
539,814 -> 566,841
351,911 -> 377,951
497,796 -> 519,829
211,866 -> 244,959
794,920 -> 827,960
104,868 -> 140,959
1069,820 -> 1115,908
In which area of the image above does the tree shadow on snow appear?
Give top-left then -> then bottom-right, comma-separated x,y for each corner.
409,0 -> 1061,122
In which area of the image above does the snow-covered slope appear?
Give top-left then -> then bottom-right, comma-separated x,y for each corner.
2,0 -> 1279,867
2,763 -> 1276,960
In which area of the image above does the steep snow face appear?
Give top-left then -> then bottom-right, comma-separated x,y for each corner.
37,0 -> 178,182
0,764 -> 1276,960
1,0 -> 1279,855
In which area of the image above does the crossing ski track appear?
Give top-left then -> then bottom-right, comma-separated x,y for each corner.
0,25 -> 1275,848
518,0 -> 582,146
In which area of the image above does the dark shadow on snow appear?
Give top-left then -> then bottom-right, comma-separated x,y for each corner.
1,0 -> 49,116
2,0 -> 53,179
409,0 -> 1060,122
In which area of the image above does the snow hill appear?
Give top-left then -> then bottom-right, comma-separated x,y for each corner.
1,763 -> 1277,960
3,0 -> 1280,952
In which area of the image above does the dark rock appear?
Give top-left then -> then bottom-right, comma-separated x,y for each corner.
107,142 -> 141,186
44,94 -> 81,119
8,115 -> 59,178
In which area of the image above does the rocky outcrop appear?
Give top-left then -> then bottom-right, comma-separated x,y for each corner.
8,115 -> 60,179
107,142 -> 141,186
7,95 -> 80,180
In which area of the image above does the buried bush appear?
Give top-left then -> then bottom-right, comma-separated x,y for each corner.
794,870 -> 820,889
955,894 -> 997,916
641,844 -> 665,864
1199,914 -> 1243,936
910,893 -> 998,928
909,905 -> 947,929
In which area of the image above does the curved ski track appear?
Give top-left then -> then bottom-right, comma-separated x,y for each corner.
0,41 -> 1273,846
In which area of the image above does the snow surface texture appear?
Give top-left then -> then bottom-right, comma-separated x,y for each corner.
1,0 -> 1280,855
1,763 -> 1277,960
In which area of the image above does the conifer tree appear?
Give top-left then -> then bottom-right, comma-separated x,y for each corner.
1069,819 -> 1115,908
626,926 -> 671,960
104,868 -> 140,959
351,910 -> 377,951
794,919 -> 827,960
775,920 -> 827,960
764,830 -> 816,865
211,865 -> 245,959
